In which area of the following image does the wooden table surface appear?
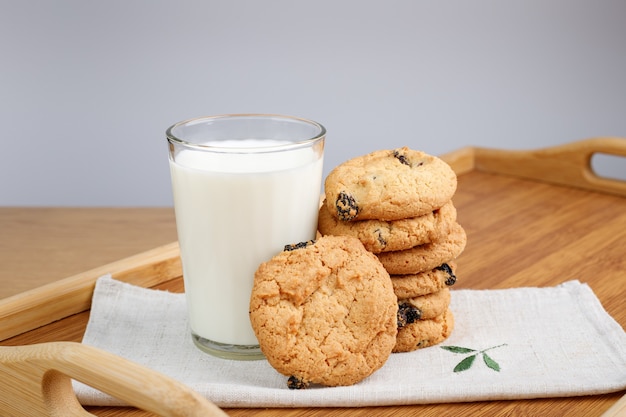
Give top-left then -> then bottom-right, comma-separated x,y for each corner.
1,167 -> 625,416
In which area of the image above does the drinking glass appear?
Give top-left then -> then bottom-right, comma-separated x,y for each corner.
167,114 -> 325,360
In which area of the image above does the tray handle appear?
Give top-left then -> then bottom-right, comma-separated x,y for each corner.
471,137 -> 626,197
0,342 -> 228,417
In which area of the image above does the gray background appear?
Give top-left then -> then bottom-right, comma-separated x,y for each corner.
2,0 -> 625,206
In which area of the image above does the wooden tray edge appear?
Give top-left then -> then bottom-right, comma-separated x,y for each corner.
452,137 -> 626,197
0,242 -> 181,341
440,146 -> 476,175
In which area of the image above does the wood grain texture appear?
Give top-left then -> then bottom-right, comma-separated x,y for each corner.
1,140 -> 625,416
601,393 -> 626,417
0,207 -> 177,299
0,242 -> 181,341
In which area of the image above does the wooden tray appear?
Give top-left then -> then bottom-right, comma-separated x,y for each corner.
1,137 -> 625,417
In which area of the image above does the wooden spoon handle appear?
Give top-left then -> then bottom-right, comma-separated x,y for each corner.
0,341 -> 227,417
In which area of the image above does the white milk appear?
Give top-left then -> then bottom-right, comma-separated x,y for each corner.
169,141 -> 323,346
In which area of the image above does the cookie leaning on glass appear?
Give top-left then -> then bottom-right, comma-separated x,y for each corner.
249,236 -> 398,389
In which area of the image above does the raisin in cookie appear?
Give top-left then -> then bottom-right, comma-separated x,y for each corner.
249,235 -> 398,388
394,308 -> 455,353
377,223 -> 467,275
318,200 -> 457,254
324,147 -> 457,221
391,262 -> 457,299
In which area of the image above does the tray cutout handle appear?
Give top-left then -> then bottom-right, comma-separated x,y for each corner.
0,342 -> 228,417
591,152 -> 626,183
473,137 -> 626,197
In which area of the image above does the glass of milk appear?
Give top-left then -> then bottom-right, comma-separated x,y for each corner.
166,114 -> 325,360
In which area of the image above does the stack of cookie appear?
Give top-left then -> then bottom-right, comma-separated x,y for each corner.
318,147 -> 466,353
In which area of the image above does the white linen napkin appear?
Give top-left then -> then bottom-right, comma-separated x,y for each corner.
75,275 -> 626,408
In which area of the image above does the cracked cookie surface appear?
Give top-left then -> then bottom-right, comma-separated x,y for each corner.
249,235 -> 398,387
324,147 -> 457,221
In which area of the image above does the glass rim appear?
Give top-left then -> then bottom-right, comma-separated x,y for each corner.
166,113 -> 326,154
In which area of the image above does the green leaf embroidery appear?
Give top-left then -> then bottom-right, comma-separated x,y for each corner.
441,344 -> 507,373
453,354 -> 476,372
440,346 -> 476,354
482,352 -> 500,371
